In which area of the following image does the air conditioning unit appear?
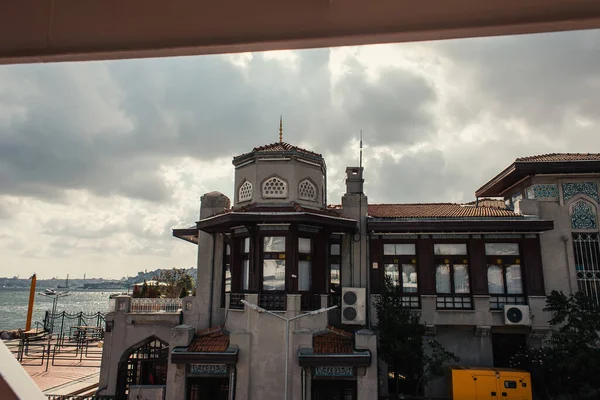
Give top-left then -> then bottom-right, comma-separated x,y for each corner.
504,305 -> 531,326
341,287 -> 366,325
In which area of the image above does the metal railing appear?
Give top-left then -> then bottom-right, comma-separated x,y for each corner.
300,293 -> 321,311
328,293 -> 341,308
44,311 -> 106,336
129,298 -> 182,313
229,293 -> 245,310
258,293 -> 286,311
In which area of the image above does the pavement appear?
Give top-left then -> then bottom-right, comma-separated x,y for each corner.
4,337 -> 102,396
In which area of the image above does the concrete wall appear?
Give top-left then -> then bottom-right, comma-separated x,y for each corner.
98,306 -> 181,396
233,156 -> 325,208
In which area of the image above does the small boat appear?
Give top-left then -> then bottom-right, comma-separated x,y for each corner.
44,288 -> 57,295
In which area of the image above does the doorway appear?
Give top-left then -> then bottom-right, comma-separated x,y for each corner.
492,333 -> 527,368
187,377 -> 229,400
312,379 -> 357,400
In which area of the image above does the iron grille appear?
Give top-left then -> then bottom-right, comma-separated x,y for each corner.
573,232 -> 600,306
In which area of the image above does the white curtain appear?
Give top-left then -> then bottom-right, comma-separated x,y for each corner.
453,264 -> 470,293
506,265 -> 523,294
436,264 -> 451,293
299,261 -> 312,291
487,265 -> 504,294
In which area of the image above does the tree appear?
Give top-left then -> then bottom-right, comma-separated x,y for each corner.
153,268 -> 195,298
375,276 -> 459,397
510,290 -> 600,399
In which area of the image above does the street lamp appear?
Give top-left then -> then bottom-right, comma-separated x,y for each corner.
241,299 -> 337,400
38,291 -> 70,334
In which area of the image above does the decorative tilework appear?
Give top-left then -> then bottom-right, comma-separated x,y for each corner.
259,225 -> 290,231
190,364 -> 227,375
431,234 -> 469,239
381,234 -> 418,240
471,235 -> 482,239
563,182 -> 599,203
571,200 -> 597,230
420,235 -> 430,239
314,366 -> 354,377
298,225 -> 320,233
526,184 -> 559,199
524,234 -> 538,239
484,234 -> 522,239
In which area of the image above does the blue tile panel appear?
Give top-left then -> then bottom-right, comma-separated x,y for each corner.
526,184 -> 558,199
571,200 -> 597,230
563,182 -> 599,203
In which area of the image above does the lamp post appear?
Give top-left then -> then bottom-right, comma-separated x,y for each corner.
241,299 -> 337,400
38,291 -> 70,334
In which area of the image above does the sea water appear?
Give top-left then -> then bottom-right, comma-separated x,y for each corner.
0,288 -> 122,330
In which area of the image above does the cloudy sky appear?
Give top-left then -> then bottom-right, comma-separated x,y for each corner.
1,29 -> 599,279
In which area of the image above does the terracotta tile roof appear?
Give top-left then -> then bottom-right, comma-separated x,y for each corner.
313,326 -> 353,354
368,203 -> 520,219
188,326 -> 230,352
516,153 -> 600,162
234,142 -> 323,160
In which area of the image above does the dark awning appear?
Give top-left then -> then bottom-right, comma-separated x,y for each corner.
197,212 -> 357,233
171,345 -> 238,365
297,348 -> 371,367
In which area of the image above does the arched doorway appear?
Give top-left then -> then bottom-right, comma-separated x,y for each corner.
116,336 -> 169,399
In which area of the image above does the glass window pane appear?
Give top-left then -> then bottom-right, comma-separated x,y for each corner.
384,264 -> 400,286
330,244 -> 340,256
485,243 -> 519,256
453,264 -> 470,293
263,236 -> 285,252
383,244 -> 396,255
436,264 -> 451,293
402,264 -> 418,293
506,265 -> 523,294
226,244 -> 231,256
384,244 -> 416,255
244,237 -> 250,253
330,264 -> 340,287
487,265 -> 504,294
242,260 -> 249,291
299,238 -> 311,254
434,244 -> 467,255
299,261 -> 312,291
225,264 -> 231,293
263,259 -> 285,291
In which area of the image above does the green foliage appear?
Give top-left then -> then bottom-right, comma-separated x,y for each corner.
510,290 -> 600,399
375,276 -> 459,396
152,268 -> 195,298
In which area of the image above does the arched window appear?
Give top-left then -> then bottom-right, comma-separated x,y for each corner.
298,179 -> 317,201
262,176 -> 288,199
571,200 -> 597,230
116,337 -> 169,398
238,180 -> 253,203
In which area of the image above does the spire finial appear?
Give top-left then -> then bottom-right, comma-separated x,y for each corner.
279,115 -> 283,143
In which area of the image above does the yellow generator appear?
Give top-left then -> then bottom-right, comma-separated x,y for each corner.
448,367 -> 532,400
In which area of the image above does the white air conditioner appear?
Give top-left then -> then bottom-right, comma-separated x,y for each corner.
341,287 -> 366,325
504,305 -> 531,326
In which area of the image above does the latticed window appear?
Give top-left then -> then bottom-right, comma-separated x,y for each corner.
238,180 -> 253,202
572,232 -> 600,306
116,337 -> 169,398
299,179 -> 317,201
262,176 -> 288,198
485,243 -> 526,309
571,200 -> 597,230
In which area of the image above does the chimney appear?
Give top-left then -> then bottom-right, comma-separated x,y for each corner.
345,167 -> 364,194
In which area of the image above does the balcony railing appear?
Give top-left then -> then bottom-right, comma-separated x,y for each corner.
229,293 -> 245,310
258,293 -> 287,311
490,294 -> 527,310
328,293 -> 341,309
130,298 -> 182,313
436,294 -> 473,310
300,293 -> 321,311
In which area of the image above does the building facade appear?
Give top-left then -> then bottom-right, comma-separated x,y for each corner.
97,140 -> 600,399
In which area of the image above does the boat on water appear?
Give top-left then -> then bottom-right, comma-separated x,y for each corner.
44,288 -> 57,295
